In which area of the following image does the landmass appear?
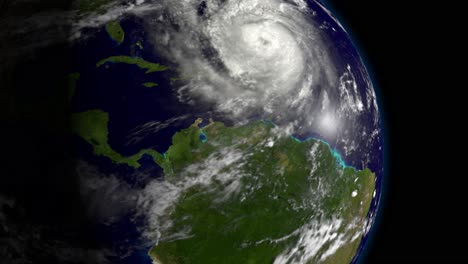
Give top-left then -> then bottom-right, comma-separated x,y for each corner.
72,110 -> 375,263
75,0 -> 110,14
105,20 -> 125,44
149,119 -> 375,263
96,56 -> 168,74
142,82 -> 158,88
71,109 -> 164,169
136,41 -> 144,50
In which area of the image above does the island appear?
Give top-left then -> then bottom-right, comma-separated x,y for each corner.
96,56 -> 168,74
142,82 -> 158,88
136,41 -> 144,50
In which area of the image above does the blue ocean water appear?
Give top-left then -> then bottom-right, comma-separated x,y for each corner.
71,5 -> 384,262
308,2 -> 384,263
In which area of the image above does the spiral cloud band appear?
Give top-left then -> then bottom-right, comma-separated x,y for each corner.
114,0 -> 382,173
143,0 -> 336,121
0,0 -> 383,263
67,0 -> 381,187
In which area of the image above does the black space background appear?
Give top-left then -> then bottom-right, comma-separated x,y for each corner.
0,0 -> 464,263
324,0 -> 464,262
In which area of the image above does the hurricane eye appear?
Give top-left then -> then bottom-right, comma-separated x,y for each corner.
259,37 -> 271,46
67,0 -> 382,263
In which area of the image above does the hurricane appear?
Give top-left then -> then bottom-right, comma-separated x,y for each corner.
143,0 -> 336,123
68,0 -> 381,166
0,0 -> 383,263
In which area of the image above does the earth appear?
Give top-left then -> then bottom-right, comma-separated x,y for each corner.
36,0 -> 382,263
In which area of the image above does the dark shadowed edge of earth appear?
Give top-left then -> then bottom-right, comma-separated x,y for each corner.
0,1 -> 108,263
1,0 -> 464,263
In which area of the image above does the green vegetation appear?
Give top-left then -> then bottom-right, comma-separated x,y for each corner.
96,56 -> 168,74
67,72 -> 80,101
76,0 -> 110,14
142,82 -> 158,88
71,109 -> 164,168
72,109 -> 375,262
148,120 -> 376,263
105,20 -> 125,44
136,41 -> 144,50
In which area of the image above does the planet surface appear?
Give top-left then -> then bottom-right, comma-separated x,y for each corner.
56,0 -> 382,263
